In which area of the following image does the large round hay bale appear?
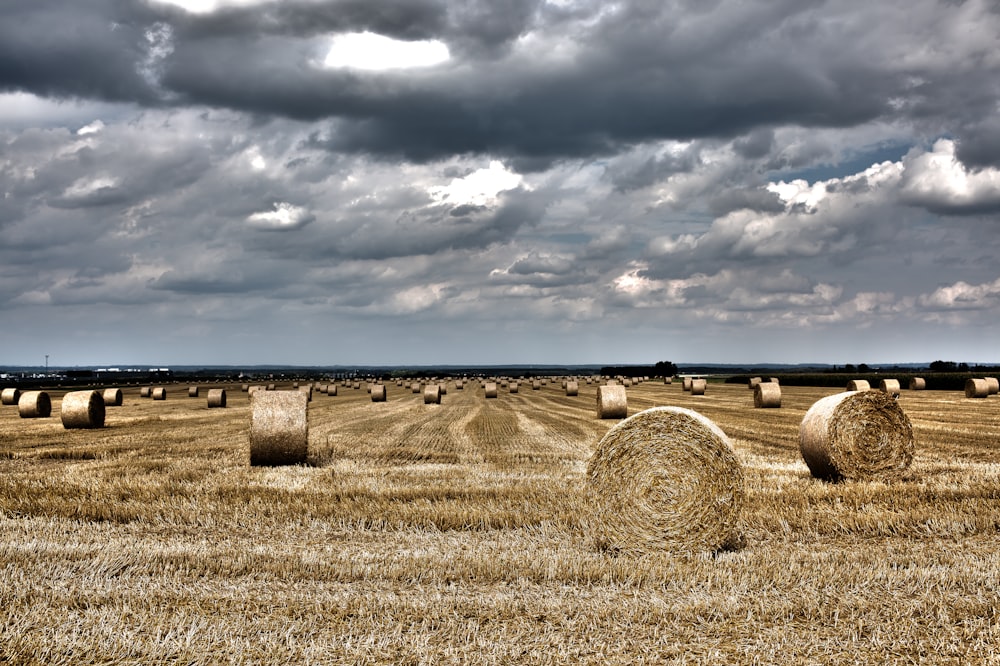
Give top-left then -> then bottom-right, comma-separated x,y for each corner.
371,384 -> 386,402
748,377 -> 762,389
753,382 -> 781,408
985,377 -> 999,395
18,391 -> 51,418
799,390 -> 914,482
690,378 -> 707,395
249,391 -> 308,466
140,386 -> 152,398
566,380 -> 579,397
188,386 -> 200,398
682,377 -> 692,391
102,388 -> 123,407
299,385 -> 313,402
878,379 -> 901,398
424,384 -> 441,404
327,384 -> 338,397
908,377 -> 926,390
846,379 -> 870,391
484,382 -> 498,399
207,388 -> 227,408
586,406 -> 744,553
1,388 -> 21,406
152,387 -> 167,400
596,384 -> 627,419
60,390 -> 106,429
965,378 -> 989,398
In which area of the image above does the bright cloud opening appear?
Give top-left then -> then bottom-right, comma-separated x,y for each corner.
323,32 -> 450,71
429,161 -> 524,207
150,0 -> 270,14
246,202 -> 310,231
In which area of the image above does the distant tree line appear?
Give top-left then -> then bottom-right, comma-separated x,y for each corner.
600,361 -> 678,378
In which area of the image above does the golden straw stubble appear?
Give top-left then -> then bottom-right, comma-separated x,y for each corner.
799,390 -> 914,482
586,406 -> 745,554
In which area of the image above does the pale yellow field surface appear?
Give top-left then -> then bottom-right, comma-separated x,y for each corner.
1,381 -> 998,664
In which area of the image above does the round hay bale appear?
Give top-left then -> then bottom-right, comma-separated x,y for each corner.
566,380 -> 579,397
1,388 -> 21,406
799,391 -> 914,482
532,380 -> 541,390
140,387 -> 152,398
188,386 -> 200,398
249,391 -> 308,466
60,390 -> 106,429
965,378 -> 989,399
327,384 -> 338,397
586,406 -> 744,554
266,383 -> 276,391
207,388 -> 227,408
908,377 -> 926,390
748,377 -> 762,389
299,385 -> 313,402
439,383 -> 448,396
662,377 -> 671,385
509,382 -> 518,394
456,381 -> 464,390
18,391 -> 51,419
371,384 -> 386,402
769,377 -> 780,385
623,378 -> 632,387
753,382 -> 781,408
412,382 -> 421,394
690,378 -> 707,396
484,382 -> 498,399
152,387 -> 167,400
682,377 -> 692,391
424,384 -> 441,404
596,384 -> 627,419
985,377 -> 999,395
879,379 -> 901,398
846,379 -> 870,391
102,388 -> 123,407
241,384 -> 250,392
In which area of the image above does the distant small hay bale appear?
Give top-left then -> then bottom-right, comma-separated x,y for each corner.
152,387 -> 167,400
846,379 -> 870,392
293,382 -> 299,389
662,377 -> 671,385
965,378 -> 989,399
508,382 -> 518,394
140,386 -> 153,398
266,384 -> 276,391
908,377 -> 926,390
439,384 -> 448,395
690,379 -> 707,396
985,377 -> 999,395
799,391 -> 914,482
682,377 -> 693,391
769,378 -> 780,385
371,384 -> 387,402
566,380 -> 579,397
412,382 -> 421,394
587,378 -> 593,384
207,389 -> 227,408
749,377 -> 762,389
424,384 -> 441,404
249,390 -> 308,466
1,388 -> 21,406
484,382 -> 498,399
532,380 -> 541,390
188,386 -> 200,398
456,381 -> 464,390
879,379 -> 901,398
587,406 -> 744,554
102,388 -> 123,407
241,384 -> 249,392
753,382 -> 781,408
623,378 -> 632,387
352,382 -> 361,390
18,391 -> 51,419
60,390 -> 106,429
327,385 -> 338,397
596,385 -> 628,419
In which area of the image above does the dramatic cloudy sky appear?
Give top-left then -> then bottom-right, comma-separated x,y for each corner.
2,0 -> 1000,366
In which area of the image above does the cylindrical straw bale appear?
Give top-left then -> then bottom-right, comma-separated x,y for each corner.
60,390 -> 106,429
439,384 -> 447,395
188,386 -> 200,398
18,391 -> 51,418
749,377 -> 762,389
532,380 -> 541,390
140,386 -> 152,398
456,381 -> 464,390
690,379 -> 707,396
207,388 -> 227,408
152,387 -> 166,400
879,379 -> 901,398
566,380 -> 579,397
966,378 -> 989,399
623,378 -> 632,387
412,382 -> 421,394
101,388 -> 123,407
241,384 -> 249,392
267,383 -> 276,391
662,377 -> 672,385
327,384 -> 338,397
682,377 -> 692,391
424,384 -> 441,404
908,377 -> 926,390
249,391 -> 308,466
1,388 -> 21,406
371,384 -> 386,402
769,378 -> 780,385
484,382 -> 498,399
596,384 -> 628,419
846,379 -> 870,391
509,382 -> 518,394
587,406 -> 744,554
299,385 -> 313,401
799,391 -> 914,482
753,382 -> 781,408
985,377 -> 999,395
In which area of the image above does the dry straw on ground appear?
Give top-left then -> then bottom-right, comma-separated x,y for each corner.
879,379 -> 901,398
60,390 -> 106,429
753,381 -> 781,408
690,378 -> 707,395
846,379 -> 870,391
566,380 -> 579,396
1,388 -> 20,406
207,388 -> 227,408
586,406 -> 745,554
371,384 -> 386,402
102,388 -> 123,407
152,387 -> 167,400
965,378 -> 989,399
249,390 -> 308,466
17,390 -> 51,418
799,390 -> 914,482
424,384 -> 441,404
596,384 -> 627,419
484,382 -> 498,399
909,377 -> 926,390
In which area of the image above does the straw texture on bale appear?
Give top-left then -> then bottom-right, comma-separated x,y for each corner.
985,377 -> 1000,395
140,387 -> 152,398
566,380 -> 579,397
879,379 -> 901,398
249,391 -> 308,466
423,384 -> 441,404
965,378 -> 989,399
682,377 -> 693,391
60,390 -> 106,429
690,378 -> 707,396
152,387 -> 166,400
456,381 -> 464,390
532,380 -> 541,390
412,383 -> 421,394
299,385 -> 313,401
102,388 -> 123,407
748,377 -> 762,389
586,406 -> 744,554
662,377 -> 672,385
1,388 -> 21,406
484,382 -> 498,399
439,384 -> 448,395
371,384 -> 386,402
267,384 -> 276,391
596,384 -> 628,419
188,386 -> 200,398
18,391 -> 51,418
846,379 -> 870,391
241,384 -> 250,392
909,377 -> 926,390
799,390 -> 914,482
207,388 -> 227,408
327,385 -> 337,397
753,382 -> 781,408
509,382 -> 518,394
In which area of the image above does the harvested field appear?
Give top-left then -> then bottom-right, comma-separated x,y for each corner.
1,381 -> 999,663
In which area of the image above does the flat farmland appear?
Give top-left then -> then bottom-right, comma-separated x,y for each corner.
1,380 -> 999,664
